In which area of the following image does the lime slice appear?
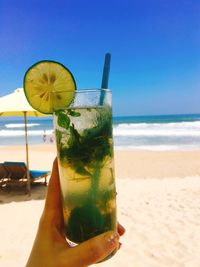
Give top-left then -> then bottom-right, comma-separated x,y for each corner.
23,60 -> 76,114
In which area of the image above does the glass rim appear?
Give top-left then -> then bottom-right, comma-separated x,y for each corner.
52,88 -> 112,112
74,88 -> 111,93
54,88 -> 111,94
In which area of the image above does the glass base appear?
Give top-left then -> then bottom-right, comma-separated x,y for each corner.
67,238 -> 117,262
98,249 -> 117,263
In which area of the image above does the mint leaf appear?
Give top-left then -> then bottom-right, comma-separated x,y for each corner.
57,112 -> 70,129
66,204 -> 104,242
68,109 -> 81,117
55,129 -> 62,145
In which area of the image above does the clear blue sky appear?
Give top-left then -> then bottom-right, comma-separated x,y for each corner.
0,0 -> 199,116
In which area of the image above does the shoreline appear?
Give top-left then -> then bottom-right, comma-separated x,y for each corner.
0,144 -> 200,179
1,142 -> 200,151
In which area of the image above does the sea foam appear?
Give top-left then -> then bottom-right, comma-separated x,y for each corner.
5,123 -> 40,128
113,121 -> 200,137
0,129 -> 53,137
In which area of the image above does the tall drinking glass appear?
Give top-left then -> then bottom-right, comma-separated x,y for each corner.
53,89 -> 117,255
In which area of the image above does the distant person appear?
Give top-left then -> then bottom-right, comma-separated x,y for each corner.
43,130 -> 47,143
49,134 -> 54,143
25,159 -> 125,266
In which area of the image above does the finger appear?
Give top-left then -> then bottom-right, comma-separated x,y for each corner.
117,223 -> 126,236
62,231 -> 120,266
43,158 -> 63,223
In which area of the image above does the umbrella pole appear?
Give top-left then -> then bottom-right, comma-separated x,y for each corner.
24,112 -> 31,195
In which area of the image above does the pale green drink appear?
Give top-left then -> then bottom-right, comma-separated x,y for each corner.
54,89 -> 117,248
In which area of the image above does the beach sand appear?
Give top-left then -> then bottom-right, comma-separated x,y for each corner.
0,145 -> 200,266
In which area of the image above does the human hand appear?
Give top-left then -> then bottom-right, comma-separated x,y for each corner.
26,159 -> 125,267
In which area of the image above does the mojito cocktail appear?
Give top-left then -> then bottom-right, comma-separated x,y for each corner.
54,89 -> 117,244
23,59 -> 117,260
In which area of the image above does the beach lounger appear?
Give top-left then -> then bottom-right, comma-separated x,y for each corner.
0,163 -> 11,186
3,161 -> 50,185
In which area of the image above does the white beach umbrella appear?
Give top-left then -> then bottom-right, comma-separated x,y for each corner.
0,88 -> 47,194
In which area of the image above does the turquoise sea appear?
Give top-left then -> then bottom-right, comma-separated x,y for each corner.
0,114 -> 200,150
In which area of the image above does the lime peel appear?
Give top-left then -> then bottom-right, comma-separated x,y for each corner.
23,60 -> 76,114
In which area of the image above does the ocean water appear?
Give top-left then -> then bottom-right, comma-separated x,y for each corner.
0,114 -> 200,151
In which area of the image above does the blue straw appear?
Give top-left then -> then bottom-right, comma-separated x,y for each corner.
99,53 -> 111,105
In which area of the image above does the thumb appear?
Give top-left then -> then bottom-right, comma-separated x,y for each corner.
63,231 -> 119,266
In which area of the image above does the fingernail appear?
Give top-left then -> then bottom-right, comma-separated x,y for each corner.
107,231 -> 119,244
